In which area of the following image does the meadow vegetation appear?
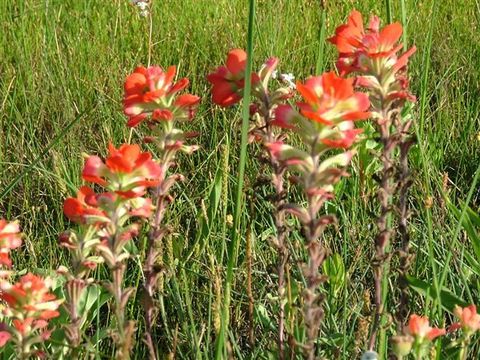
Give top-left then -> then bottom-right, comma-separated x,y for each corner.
0,0 -> 479,358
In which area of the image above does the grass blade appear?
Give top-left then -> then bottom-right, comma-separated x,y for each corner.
0,106 -> 95,201
315,1 -> 327,74
215,1 -> 256,358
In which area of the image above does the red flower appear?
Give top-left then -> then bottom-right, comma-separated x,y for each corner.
0,220 -> 22,268
450,304 -> 480,334
407,314 -> 445,341
296,72 -> 370,126
0,331 -> 11,347
328,10 -> 416,76
0,274 -> 62,330
272,104 -> 296,129
123,66 -> 200,127
63,186 -> 109,225
207,49 -> 258,107
82,143 -> 162,198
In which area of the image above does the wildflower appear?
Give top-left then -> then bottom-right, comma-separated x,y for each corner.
82,143 -> 162,198
207,49 -> 257,107
296,72 -> 370,125
0,220 -> 22,268
450,304 -> 480,334
0,273 -> 63,352
63,186 -> 110,225
123,66 -> 200,127
328,10 -> 416,76
407,314 -> 445,342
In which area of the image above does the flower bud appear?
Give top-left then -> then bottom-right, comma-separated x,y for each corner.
391,335 -> 413,357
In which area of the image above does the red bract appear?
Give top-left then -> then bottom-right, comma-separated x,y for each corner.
0,273 -> 62,337
328,10 -> 416,76
451,304 -> 480,334
82,143 -> 162,198
0,331 -> 11,346
407,314 -> 445,341
0,220 -> 22,268
123,66 -> 200,127
296,72 -> 370,126
207,49 -> 257,107
63,186 -> 109,225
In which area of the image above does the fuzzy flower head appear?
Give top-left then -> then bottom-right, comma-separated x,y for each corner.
123,65 -> 200,127
0,273 -> 62,339
407,314 -> 445,342
451,304 -> 480,335
0,220 -> 22,268
82,143 -> 162,198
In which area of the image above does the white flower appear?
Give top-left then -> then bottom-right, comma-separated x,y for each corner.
279,73 -> 296,89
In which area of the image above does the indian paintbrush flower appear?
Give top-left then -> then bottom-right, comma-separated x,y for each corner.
123,62 -> 200,359
0,273 -> 63,358
123,65 -> 200,127
208,49 -> 295,359
330,10 -> 417,350
83,143 -> 162,198
268,71 -> 368,359
0,220 -> 22,268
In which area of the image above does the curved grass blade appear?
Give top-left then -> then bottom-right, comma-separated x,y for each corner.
0,106 -> 96,201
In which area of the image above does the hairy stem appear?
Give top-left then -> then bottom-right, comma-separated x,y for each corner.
395,123 -> 415,331
369,116 -> 396,351
303,191 -> 329,360
144,163 -> 170,360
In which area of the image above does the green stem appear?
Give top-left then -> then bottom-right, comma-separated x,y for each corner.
315,1 -> 327,74
214,1 -> 255,358
385,0 -> 392,23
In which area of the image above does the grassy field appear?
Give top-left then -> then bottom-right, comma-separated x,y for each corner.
0,0 -> 479,358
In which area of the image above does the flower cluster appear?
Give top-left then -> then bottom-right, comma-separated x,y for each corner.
0,221 -> 62,357
209,47 -> 369,358
0,220 -> 22,269
328,10 -> 416,103
60,142 -> 161,356
124,66 -> 200,126
207,48 -> 293,132
269,72 -> 368,198
329,11 -> 417,352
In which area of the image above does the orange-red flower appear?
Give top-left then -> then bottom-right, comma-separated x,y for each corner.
328,10 -> 415,76
207,49 -> 258,107
0,220 -> 22,268
407,314 -> 445,341
123,66 -> 200,127
450,304 -> 480,334
0,273 -> 62,337
63,186 -> 110,225
296,72 -> 370,126
82,143 -> 162,198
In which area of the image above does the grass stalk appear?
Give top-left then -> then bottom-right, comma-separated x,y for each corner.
315,1 -> 327,74
215,1 -> 255,358
385,0 -> 392,23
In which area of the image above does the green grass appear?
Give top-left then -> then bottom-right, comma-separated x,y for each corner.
0,0 -> 479,358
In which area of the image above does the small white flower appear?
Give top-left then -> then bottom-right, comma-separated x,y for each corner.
279,73 -> 296,89
271,70 -> 278,79
136,1 -> 148,11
